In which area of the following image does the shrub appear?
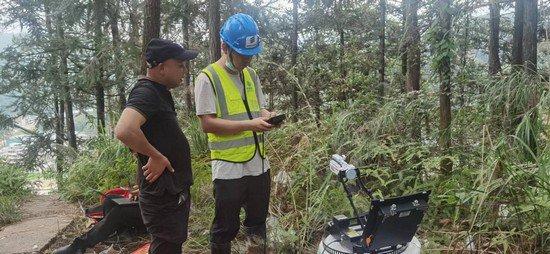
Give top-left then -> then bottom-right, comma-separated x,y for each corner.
59,135 -> 136,205
0,161 -> 31,226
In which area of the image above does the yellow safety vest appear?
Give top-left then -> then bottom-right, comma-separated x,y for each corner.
201,63 -> 265,162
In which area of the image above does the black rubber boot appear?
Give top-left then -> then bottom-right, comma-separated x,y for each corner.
52,239 -> 86,254
244,225 -> 267,254
243,224 -> 266,240
210,242 -> 231,254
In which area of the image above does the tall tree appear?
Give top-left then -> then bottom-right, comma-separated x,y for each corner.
126,0 -> 141,48
378,0 -> 387,98
125,0 -> 142,75
44,0 -> 64,172
108,0 -> 126,112
55,12 -> 77,150
182,0 -> 194,114
93,0 -> 106,133
488,1 -> 501,75
336,0 -> 345,79
523,0 -> 538,74
512,0 -> 524,70
208,0 -> 221,62
404,0 -> 421,141
141,0 -> 161,75
291,0 -> 299,121
459,9 -> 471,107
401,0 -> 423,142
435,0 -> 453,173
400,0 -> 407,93
404,0 -> 420,93
227,0 -> 242,15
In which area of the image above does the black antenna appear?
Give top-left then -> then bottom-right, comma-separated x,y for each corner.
338,173 -> 365,230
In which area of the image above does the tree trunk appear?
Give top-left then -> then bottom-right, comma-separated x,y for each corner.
94,0 -> 106,134
95,82 -> 106,134
405,0 -> 420,93
208,0 -> 221,62
336,0 -> 346,83
400,1 -> 407,93
127,0 -> 141,48
63,60 -> 77,151
182,0 -> 194,115
227,0 -> 235,15
512,0 -> 524,71
141,0 -> 161,75
123,0 -> 141,75
459,11 -> 470,108
56,13 -> 77,150
523,0 -> 538,74
109,0 -> 126,112
44,1 -> 64,173
59,95 -> 65,133
404,0 -> 421,141
226,0 -> 242,17
436,0 -> 453,173
53,96 -> 64,172
378,0 -> 386,98
291,0 -> 299,122
489,2 -> 501,75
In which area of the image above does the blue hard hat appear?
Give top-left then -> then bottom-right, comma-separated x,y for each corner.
220,13 -> 263,57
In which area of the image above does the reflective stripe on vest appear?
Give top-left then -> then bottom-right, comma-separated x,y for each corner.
208,133 -> 264,150
202,64 -> 265,162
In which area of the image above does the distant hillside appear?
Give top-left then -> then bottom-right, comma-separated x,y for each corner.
0,33 -> 14,50
0,95 -> 17,116
0,33 -> 17,119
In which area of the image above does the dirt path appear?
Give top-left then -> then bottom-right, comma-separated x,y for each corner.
0,180 -> 80,254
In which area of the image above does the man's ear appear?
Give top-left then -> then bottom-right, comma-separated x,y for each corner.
157,62 -> 166,75
221,42 -> 228,54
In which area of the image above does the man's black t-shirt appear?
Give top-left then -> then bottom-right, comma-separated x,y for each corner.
126,78 -> 193,196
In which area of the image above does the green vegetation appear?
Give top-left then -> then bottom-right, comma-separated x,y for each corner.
0,161 -> 31,226
0,0 -> 548,252
57,79 -> 549,252
58,135 -> 137,205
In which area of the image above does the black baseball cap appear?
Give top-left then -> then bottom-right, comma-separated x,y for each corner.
145,38 -> 199,68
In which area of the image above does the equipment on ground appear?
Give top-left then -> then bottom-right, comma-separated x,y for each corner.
84,187 -> 136,222
317,154 -> 431,254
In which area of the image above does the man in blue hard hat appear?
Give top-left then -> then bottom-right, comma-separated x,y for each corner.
194,13 -> 274,253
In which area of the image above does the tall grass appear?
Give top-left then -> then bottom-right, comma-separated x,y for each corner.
0,161 -> 31,226
239,73 -> 548,252
58,135 -> 136,205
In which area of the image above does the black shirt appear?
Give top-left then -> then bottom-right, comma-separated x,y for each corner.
126,78 -> 193,196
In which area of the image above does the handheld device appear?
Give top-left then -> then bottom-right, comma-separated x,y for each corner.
266,114 -> 286,125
